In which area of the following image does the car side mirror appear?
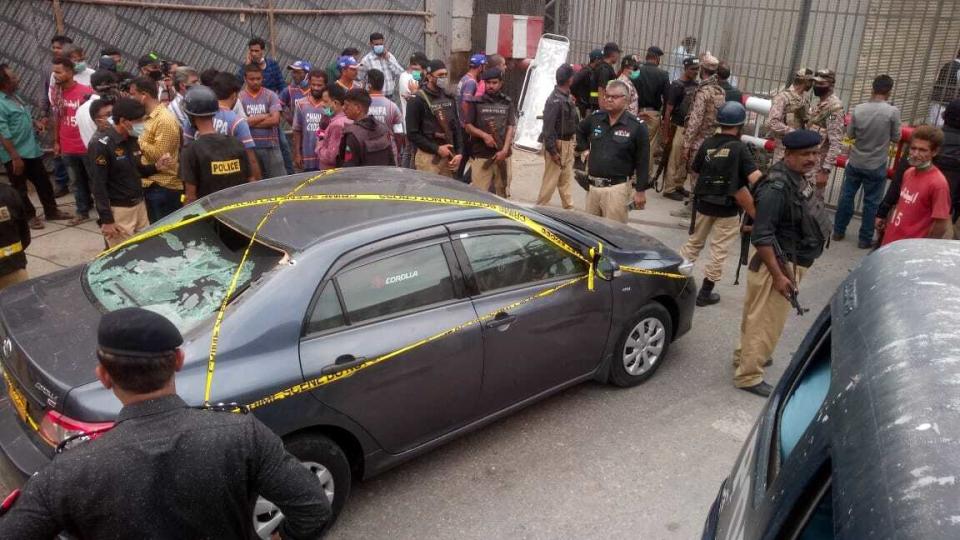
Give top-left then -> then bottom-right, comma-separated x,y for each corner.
595,256 -> 620,281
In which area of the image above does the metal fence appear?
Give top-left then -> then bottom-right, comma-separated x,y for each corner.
0,0 -> 427,111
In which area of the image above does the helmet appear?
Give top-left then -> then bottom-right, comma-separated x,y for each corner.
716,101 -> 746,126
182,85 -> 219,117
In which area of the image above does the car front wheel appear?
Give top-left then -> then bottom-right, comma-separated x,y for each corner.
254,434 -> 352,539
608,303 -> 673,387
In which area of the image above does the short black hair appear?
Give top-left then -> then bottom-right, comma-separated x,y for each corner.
112,96 -> 146,123
367,68 -> 385,91
243,63 -> 263,75
98,349 -> 177,394
370,32 -> 385,42
620,57 -> 637,70
717,64 -> 732,81
324,84 -> 346,104
307,68 -> 327,83
341,47 -> 360,57
872,74 -> 894,95
52,56 -> 75,72
211,72 -> 242,100
90,69 -> 117,90
199,68 -> 219,87
247,37 -> 266,49
89,98 -> 114,121
51,34 -> 73,46
345,88 -> 372,109
130,76 -> 159,99
102,45 -> 121,57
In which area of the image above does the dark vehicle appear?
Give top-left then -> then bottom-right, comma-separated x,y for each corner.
703,240 -> 960,540
0,168 -> 694,535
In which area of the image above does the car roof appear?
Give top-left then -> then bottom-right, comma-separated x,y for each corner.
202,168 -> 515,252
828,239 -> 960,536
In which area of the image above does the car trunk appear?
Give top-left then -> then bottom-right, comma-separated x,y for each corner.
534,206 -> 673,255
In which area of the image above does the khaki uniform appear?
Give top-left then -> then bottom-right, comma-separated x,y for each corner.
766,87 -> 810,163
664,125 -> 687,193
537,139 -> 575,208
415,150 -> 456,178
733,262 -> 807,387
809,93 -> 845,176
469,156 -> 509,197
106,201 -> 150,248
585,182 -> 633,224
680,214 -> 741,283
638,110 -> 662,177
0,269 -> 28,291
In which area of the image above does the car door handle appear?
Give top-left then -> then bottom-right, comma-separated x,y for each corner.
320,354 -> 367,375
485,312 -> 517,330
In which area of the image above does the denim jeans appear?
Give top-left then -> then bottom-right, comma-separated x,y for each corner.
52,156 -> 69,190
254,146 -> 287,179
62,154 -> 93,216
144,184 -> 183,223
833,164 -> 888,243
277,129 -> 294,175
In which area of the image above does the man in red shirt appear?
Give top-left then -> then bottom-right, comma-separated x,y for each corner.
50,57 -> 94,225
878,125 -> 952,245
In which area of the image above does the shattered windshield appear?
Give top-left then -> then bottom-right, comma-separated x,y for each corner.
85,217 -> 284,333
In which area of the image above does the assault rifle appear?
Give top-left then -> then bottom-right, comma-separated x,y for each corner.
481,118 -> 507,172
431,107 -> 455,165
734,214 -> 751,285
651,125 -> 674,193
772,239 -> 808,316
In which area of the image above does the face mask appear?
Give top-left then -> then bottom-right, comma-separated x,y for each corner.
322,106 -> 334,117
148,70 -> 163,82
411,70 -> 422,81
373,45 -> 385,55
628,70 -> 640,80
435,77 -> 448,90
130,122 -> 145,137
908,157 -> 933,170
74,62 -> 87,72
813,86 -> 830,97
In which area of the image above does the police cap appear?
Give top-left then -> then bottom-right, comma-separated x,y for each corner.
98,307 -> 183,357
700,53 -> 719,71
426,59 -> 446,74
813,68 -> 835,83
795,67 -> 814,80
588,49 -> 603,62
682,56 -> 700,68
783,129 -> 822,150
480,68 -> 502,81
556,64 -> 575,85
646,46 -> 664,57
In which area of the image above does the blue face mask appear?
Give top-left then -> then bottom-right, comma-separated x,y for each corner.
411,70 -> 422,82
373,45 -> 385,55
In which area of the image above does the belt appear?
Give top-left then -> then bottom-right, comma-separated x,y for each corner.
587,175 -> 630,187
0,242 -> 22,259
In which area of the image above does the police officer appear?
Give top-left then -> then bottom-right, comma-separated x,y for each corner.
571,49 -> 602,117
406,59 -> 463,177
662,56 -> 700,200
679,102 -> 759,306
0,181 -> 30,290
766,68 -> 813,164
733,130 -> 830,397
576,79 -> 650,223
0,307 -> 330,538
809,68 -> 845,196
594,42 -> 621,103
339,88 -> 397,166
632,46 -> 670,174
537,64 -> 579,209
464,68 -> 515,197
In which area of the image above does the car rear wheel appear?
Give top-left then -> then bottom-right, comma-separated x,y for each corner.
609,303 -> 673,387
253,434 -> 352,539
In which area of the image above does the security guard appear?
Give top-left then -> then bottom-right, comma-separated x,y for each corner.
733,130 -> 830,397
0,181 -> 30,290
406,59 -> 463,177
571,49 -> 602,117
632,46 -> 670,174
537,64 -> 579,209
0,307 -> 330,538
680,102 -> 760,306
464,68 -> 515,197
662,56 -> 700,200
576,79 -> 650,223
808,68 -> 845,196
766,68 -> 813,164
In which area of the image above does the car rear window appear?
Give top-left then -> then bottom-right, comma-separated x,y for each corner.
84,217 -> 284,333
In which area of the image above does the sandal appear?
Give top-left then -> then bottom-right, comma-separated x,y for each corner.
67,215 -> 90,226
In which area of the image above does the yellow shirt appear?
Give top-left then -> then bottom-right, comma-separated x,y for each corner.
139,105 -> 183,190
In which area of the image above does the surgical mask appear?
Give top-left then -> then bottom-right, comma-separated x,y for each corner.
74,61 -> 87,72
130,122 -> 145,137
628,70 -> 640,80
908,157 -> 933,170
373,45 -> 385,55
435,77 -> 448,90
322,106 -> 334,117
411,70 -> 422,81
813,86 -> 830,97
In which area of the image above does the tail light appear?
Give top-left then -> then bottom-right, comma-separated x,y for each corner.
38,411 -> 114,448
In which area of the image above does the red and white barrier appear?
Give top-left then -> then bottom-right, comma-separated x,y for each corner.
485,14 -> 544,59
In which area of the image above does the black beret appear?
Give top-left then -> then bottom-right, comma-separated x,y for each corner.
646,46 -> 664,56
682,56 -> 700,68
783,129 -> 822,150
556,64 -> 575,84
480,68 -> 503,81
98,308 -> 183,356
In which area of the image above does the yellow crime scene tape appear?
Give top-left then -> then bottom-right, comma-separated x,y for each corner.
96,173 -> 687,409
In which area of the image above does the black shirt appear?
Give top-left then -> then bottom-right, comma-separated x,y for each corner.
180,132 -> 250,199
594,62 -> 617,95
570,66 -> 596,107
0,395 -> 330,539
465,92 -> 516,158
0,183 -> 29,277
541,86 -> 579,155
576,110 -> 650,191
692,134 -> 757,217
666,78 -> 698,126
87,127 -> 158,224
751,161 -> 821,267
405,86 -> 463,155
720,80 -> 743,103
633,63 -> 670,110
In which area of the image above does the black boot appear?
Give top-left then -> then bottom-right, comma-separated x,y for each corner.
696,278 -> 721,306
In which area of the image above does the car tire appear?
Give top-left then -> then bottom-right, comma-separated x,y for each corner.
608,302 -> 673,387
253,434 -> 352,539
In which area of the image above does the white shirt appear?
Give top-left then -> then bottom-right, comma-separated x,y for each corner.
397,71 -> 418,127
74,92 -> 100,147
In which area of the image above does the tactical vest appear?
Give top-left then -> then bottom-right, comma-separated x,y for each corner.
694,139 -> 743,208
418,89 -> 456,143
674,81 -> 699,125
343,120 -> 394,166
758,167 -> 831,260
475,97 -> 511,142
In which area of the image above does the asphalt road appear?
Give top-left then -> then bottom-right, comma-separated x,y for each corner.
325,153 -> 866,540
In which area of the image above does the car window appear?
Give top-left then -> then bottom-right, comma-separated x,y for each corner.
460,231 -> 586,293
306,283 -> 345,334
337,244 -> 455,324
778,330 -> 831,464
